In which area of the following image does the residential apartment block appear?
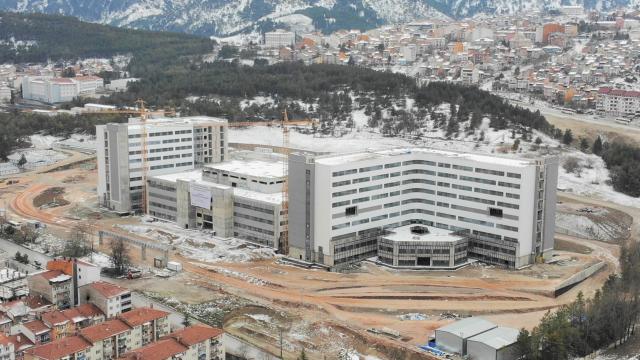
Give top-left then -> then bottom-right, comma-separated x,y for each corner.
596,87 -> 640,116
289,148 -> 558,269
96,116 -> 228,213
23,308 -> 170,360
120,325 -> 224,360
78,282 -> 131,318
264,30 -> 295,48
27,272 -> 73,310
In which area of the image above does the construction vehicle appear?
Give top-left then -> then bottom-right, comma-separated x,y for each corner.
227,111 -> 317,255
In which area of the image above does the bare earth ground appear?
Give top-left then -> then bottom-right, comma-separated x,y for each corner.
2,150 -> 634,359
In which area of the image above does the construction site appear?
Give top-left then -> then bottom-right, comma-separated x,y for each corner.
0,109 -> 637,359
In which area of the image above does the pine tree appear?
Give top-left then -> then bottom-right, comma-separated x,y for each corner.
592,136 -> 603,156
17,153 -> 27,168
580,138 -> 590,152
563,129 -> 574,145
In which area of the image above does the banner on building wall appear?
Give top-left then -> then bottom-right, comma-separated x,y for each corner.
190,182 -> 212,209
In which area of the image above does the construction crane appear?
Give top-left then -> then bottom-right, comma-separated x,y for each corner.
94,99 -> 175,214
227,111 -> 317,255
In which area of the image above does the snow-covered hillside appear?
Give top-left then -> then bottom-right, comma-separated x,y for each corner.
1,0 -> 638,36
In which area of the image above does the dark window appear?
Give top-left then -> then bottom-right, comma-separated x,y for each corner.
489,207 -> 503,218
345,206 -> 358,217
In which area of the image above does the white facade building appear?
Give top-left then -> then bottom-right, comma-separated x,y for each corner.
289,148 -> 558,269
264,30 -> 295,48
96,116 -> 228,213
596,87 -> 640,116
21,76 -> 103,104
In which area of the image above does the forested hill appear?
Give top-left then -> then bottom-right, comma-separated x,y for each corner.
0,12 -> 213,63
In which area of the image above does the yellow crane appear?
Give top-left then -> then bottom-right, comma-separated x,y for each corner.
227,111 -> 317,255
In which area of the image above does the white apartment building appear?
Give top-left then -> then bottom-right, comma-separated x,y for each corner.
96,116 -> 228,213
78,282 -> 132,318
596,87 -> 640,116
289,148 -> 558,269
21,76 -> 103,104
264,30 -> 295,48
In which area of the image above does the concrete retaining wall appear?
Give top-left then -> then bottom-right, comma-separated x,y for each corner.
554,261 -> 606,297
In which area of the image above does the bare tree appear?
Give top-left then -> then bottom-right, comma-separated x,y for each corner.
63,224 -> 91,257
110,238 -> 130,276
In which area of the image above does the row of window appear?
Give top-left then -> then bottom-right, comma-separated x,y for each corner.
234,212 -> 274,225
334,210 -> 518,233
234,202 -> 274,215
332,189 -> 520,210
149,202 -> 177,212
332,160 -> 524,180
233,222 -> 274,236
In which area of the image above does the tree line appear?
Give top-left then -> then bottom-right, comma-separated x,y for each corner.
0,12 -> 212,64
0,112 -> 126,160
516,239 -> 640,359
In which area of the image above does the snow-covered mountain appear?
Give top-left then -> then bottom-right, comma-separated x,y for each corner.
0,0 -> 638,36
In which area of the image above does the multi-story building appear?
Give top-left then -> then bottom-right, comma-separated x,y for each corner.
596,87 -> 640,116
27,272 -> 73,310
146,157 -> 286,250
80,319 -> 132,359
24,336 -> 92,360
264,30 -> 295,48
41,304 -> 105,340
119,325 -> 224,360
78,282 -> 131,318
118,308 -> 171,348
23,308 -> 169,360
21,76 -> 103,104
46,259 -> 100,307
289,148 -> 558,269
96,116 -> 228,213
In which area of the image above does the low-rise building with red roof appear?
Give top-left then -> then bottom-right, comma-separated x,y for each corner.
24,336 -> 91,360
118,338 -> 187,360
118,308 -> 170,347
78,282 -> 131,318
16,321 -> 51,345
165,325 -> 224,360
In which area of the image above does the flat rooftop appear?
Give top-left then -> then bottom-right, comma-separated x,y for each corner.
0,268 -> 26,283
206,159 -> 285,179
125,116 -> 228,129
313,147 -> 536,168
383,225 -> 464,243
151,169 -> 283,205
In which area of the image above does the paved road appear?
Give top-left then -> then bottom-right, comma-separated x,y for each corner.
0,237 -> 52,272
